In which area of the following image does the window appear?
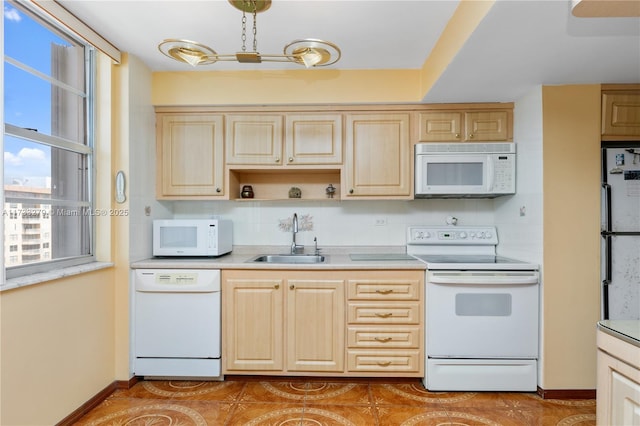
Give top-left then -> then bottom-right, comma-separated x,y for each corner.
4,2 -> 95,278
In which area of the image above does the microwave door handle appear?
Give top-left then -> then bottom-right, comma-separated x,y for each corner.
487,157 -> 495,191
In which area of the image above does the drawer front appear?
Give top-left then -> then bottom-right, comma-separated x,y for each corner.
348,279 -> 420,300
347,302 -> 420,324
347,350 -> 421,373
347,327 -> 420,349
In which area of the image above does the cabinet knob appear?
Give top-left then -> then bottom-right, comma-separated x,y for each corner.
215,187 -> 221,193
455,133 -> 460,138
275,157 -> 280,163
289,284 -> 295,290
274,284 -> 279,289
288,157 -> 294,163
468,133 -> 474,139
349,189 -> 354,194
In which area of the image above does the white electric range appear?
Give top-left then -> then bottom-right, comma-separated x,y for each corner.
407,225 -> 540,392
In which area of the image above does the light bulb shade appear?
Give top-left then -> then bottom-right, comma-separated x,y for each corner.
295,47 -> 327,68
284,39 -> 341,67
159,39 -> 218,66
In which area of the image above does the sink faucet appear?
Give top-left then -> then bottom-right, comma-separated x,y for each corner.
291,213 -> 304,254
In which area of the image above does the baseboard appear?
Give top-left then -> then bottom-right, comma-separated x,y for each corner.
56,377 -> 137,426
537,386 -> 596,400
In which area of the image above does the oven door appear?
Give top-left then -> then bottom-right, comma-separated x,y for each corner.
426,270 -> 539,358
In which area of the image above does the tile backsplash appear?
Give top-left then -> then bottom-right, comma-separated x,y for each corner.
169,199 -> 496,248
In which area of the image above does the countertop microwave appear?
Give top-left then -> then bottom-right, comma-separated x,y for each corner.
415,142 -> 516,198
153,219 -> 233,257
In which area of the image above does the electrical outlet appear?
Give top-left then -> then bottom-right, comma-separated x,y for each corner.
375,218 -> 387,226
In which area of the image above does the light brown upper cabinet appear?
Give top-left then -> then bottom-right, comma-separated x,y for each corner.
602,91 -> 640,140
226,113 -> 343,166
418,110 -> 511,142
225,114 -> 284,165
344,113 -> 412,199
156,114 -> 225,198
285,113 -> 343,165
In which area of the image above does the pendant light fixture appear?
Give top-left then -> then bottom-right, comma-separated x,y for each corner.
158,0 -> 341,68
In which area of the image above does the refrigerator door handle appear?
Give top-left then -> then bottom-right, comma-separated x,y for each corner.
603,235 -> 612,287
601,182 -> 612,320
601,182 -> 612,285
602,183 -> 612,234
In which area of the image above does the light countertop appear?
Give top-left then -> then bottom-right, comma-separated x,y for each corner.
598,320 -> 640,348
130,245 -> 426,271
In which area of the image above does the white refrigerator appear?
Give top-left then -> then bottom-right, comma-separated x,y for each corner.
601,145 -> 640,320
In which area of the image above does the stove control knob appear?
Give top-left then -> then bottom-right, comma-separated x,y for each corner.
470,232 -> 476,239
415,231 -> 429,240
485,231 -> 492,239
479,231 -> 485,238
459,232 -> 467,239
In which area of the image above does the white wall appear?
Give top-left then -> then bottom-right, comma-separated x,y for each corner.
495,87 -> 544,264
127,56 -> 171,262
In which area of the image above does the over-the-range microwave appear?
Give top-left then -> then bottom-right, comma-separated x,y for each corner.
153,219 -> 233,257
415,142 -> 516,198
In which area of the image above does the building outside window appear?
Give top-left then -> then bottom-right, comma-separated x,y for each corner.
3,1 -> 95,279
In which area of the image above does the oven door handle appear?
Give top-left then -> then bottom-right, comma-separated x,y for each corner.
428,274 -> 539,285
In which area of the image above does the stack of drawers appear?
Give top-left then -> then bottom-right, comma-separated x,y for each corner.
346,271 -> 423,376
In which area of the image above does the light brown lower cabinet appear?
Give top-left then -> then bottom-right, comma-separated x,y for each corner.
596,327 -> 640,425
223,270 -> 345,374
222,269 -> 424,377
346,272 -> 423,376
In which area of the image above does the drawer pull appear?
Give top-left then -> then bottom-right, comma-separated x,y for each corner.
375,312 -> 392,318
375,289 -> 393,295
374,337 -> 392,343
377,361 -> 391,367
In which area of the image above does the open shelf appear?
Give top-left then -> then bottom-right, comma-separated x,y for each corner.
228,168 -> 341,201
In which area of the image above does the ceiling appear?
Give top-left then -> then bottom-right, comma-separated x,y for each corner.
59,0 -> 640,103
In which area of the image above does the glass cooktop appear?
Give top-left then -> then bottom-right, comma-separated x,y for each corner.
411,254 -> 539,271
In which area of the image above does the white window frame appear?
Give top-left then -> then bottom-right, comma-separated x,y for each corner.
3,1 -> 96,280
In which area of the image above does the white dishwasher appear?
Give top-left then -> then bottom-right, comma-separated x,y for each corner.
133,269 -> 222,378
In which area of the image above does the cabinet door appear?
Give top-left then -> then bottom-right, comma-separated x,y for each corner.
597,333 -> 640,426
226,114 -> 284,165
464,111 -> 509,141
286,279 -> 345,372
344,113 -> 412,198
223,277 -> 284,372
602,92 -> 640,138
285,114 -> 343,165
157,114 -> 224,197
611,369 -> 640,425
418,111 -> 463,142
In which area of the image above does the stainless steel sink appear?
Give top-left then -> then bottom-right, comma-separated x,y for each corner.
248,254 -> 326,264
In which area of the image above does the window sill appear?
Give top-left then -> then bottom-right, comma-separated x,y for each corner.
2,261 -> 114,292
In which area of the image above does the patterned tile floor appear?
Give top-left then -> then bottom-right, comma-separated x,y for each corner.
73,378 -> 596,425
